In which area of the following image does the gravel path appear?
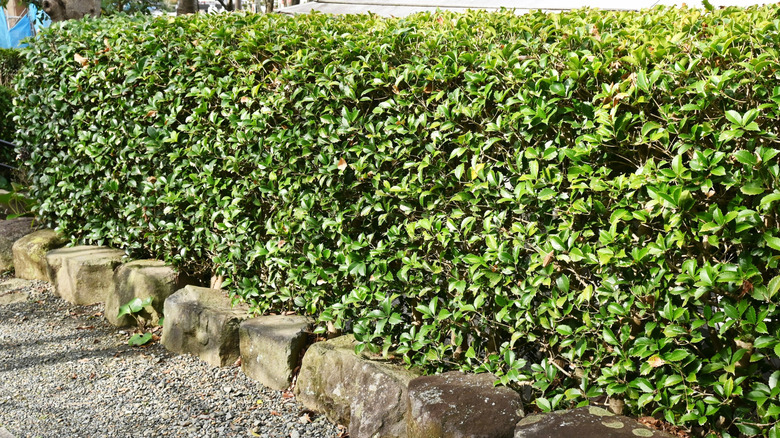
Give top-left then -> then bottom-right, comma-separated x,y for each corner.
0,277 -> 344,438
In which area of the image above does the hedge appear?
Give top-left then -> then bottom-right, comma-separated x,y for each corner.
14,8 -> 780,436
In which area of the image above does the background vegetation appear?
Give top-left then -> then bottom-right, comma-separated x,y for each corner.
13,8 -> 780,436
0,48 -> 23,184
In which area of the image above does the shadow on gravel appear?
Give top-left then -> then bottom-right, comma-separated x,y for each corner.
1,398 -> 136,436
0,346 -> 121,372
0,331 -> 106,351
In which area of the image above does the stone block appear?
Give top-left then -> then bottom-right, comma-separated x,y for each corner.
161,285 -> 249,367
295,335 -> 420,438
0,217 -> 35,272
106,260 -> 188,327
407,371 -> 523,438
514,406 -> 673,438
12,229 -> 67,281
239,315 -> 312,390
45,245 -> 125,305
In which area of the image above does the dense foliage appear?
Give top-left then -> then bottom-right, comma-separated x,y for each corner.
0,48 -> 23,87
0,48 -> 22,177
0,85 -> 14,140
0,47 -> 22,142
14,8 -> 780,435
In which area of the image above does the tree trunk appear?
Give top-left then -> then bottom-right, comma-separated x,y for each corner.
42,0 -> 100,21
177,0 -> 198,15
264,0 -> 272,13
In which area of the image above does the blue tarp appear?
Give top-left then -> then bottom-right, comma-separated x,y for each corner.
0,4 -> 50,49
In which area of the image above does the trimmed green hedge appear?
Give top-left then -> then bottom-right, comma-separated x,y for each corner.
15,8 -> 780,435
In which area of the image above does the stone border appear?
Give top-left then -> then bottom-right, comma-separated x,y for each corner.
3,222 -> 674,438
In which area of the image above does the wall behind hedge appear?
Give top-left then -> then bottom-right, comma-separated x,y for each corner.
14,8 -> 780,436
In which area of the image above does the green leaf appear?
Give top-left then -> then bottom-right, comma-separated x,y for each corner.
636,70 -> 650,92
663,325 -> 687,338
607,303 -> 626,316
767,276 -> 780,299
743,108 -> 759,126
556,324 -> 573,336
734,150 -> 757,166
556,275 -> 570,293
388,313 -> 403,325
603,327 -> 619,345
128,298 -> 145,313
549,236 -> 566,252
637,393 -> 654,408
664,374 -> 683,387
719,129 -> 743,143
538,188 -> 556,200
117,304 -> 131,319
760,192 -> 780,211
128,332 -> 153,346
549,82 -> 565,96
764,233 -> 780,251
725,110 -> 743,126
633,378 -> 654,392
485,235 -> 498,251
741,181 -> 765,195
663,349 -> 689,362
536,397 -> 552,411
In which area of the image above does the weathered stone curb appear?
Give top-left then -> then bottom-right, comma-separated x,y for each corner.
0,217 -> 35,273
514,406 -> 669,438
12,229 -> 67,281
239,315 -> 312,391
45,245 -> 124,305
407,371 -> 524,438
161,285 -> 249,367
295,335 -> 420,438
107,260 -> 184,327
0,218 -> 676,438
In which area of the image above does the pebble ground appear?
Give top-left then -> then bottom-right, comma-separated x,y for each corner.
0,277 -> 344,438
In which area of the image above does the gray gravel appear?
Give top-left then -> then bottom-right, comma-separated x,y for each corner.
0,277 -> 344,438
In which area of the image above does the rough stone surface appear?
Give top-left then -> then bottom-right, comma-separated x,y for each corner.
12,229 -> 67,281
161,285 -> 250,367
514,406 -> 673,438
106,260 -> 188,327
295,335 -> 420,438
407,371 -> 524,438
240,315 -> 312,390
45,245 -> 125,305
0,218 -> 35,273
0,426 -> 14,438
